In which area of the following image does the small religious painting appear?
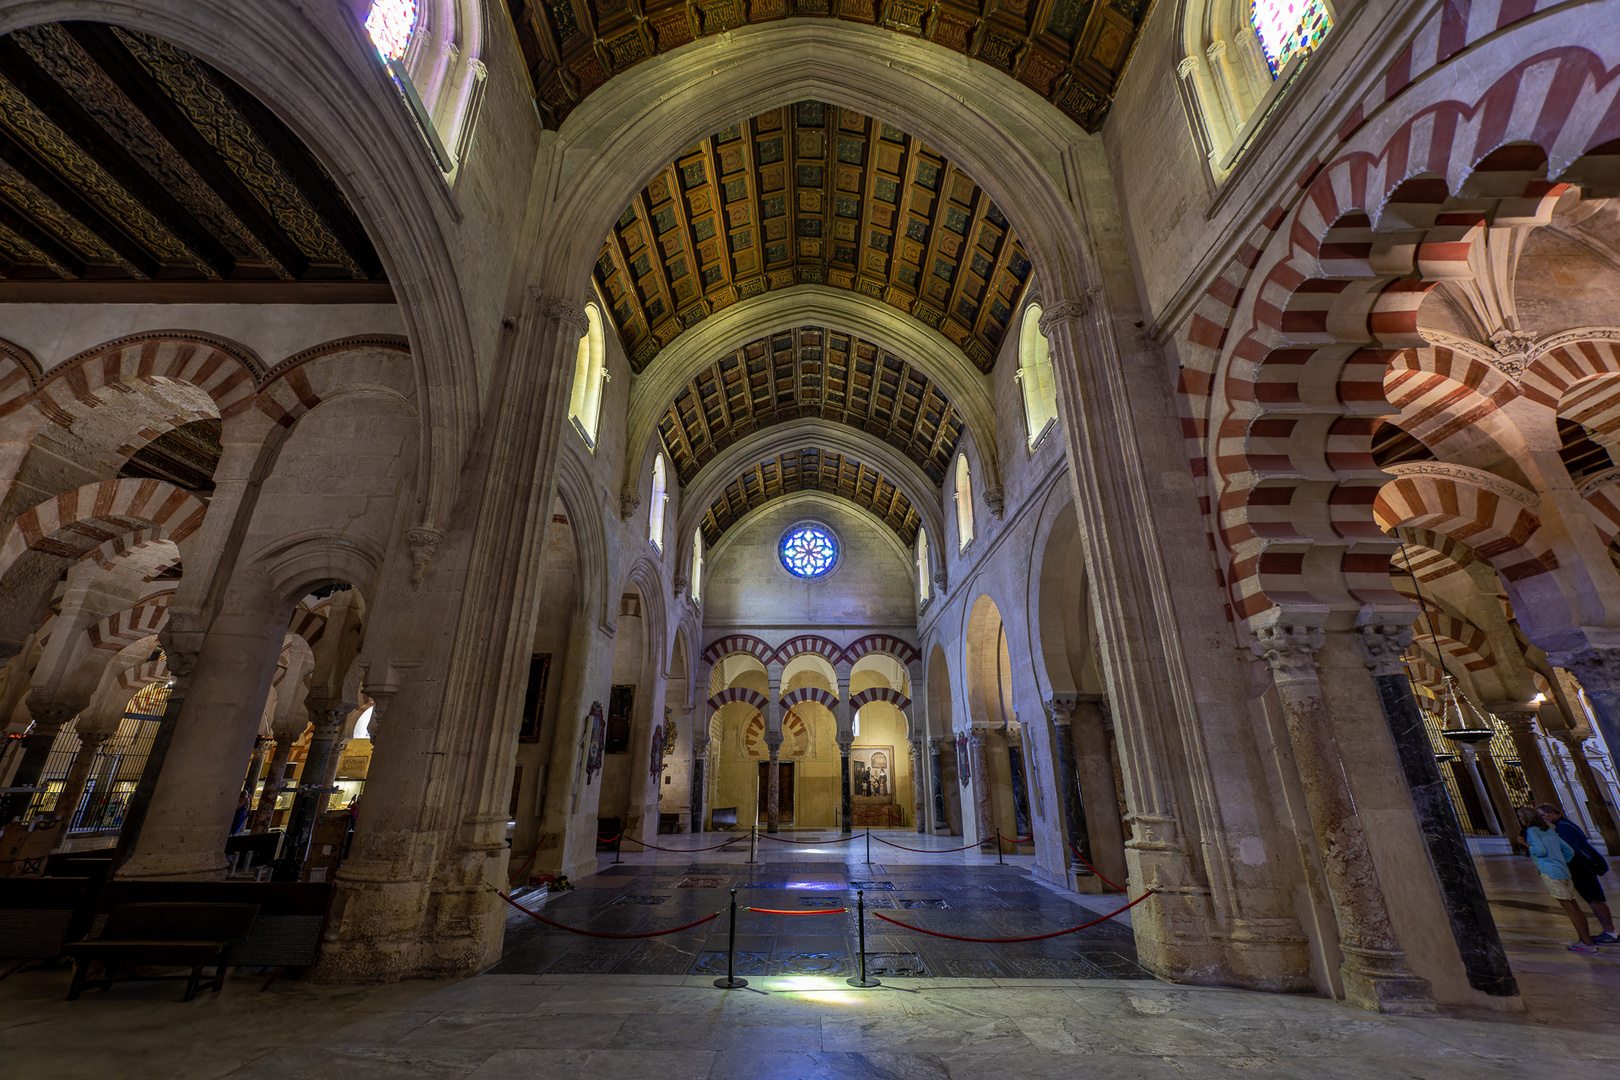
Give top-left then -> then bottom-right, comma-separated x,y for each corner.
956,733 -> 970,785
518,653 -> 552,743
649,724 -> 664,777
585,702 -> 605,784
851,746 -> 894,804
663,707 -> 676,756
606,684 -> 635,753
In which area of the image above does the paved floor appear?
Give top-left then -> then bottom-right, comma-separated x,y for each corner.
4,831 -> 1620,1079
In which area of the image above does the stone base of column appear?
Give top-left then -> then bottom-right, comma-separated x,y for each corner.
1340,946 -> 1436,1014
1225,918 -> 1315,993
311,875 -> 430,983
114,850 -> 229,881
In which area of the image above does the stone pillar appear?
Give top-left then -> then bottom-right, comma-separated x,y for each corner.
1252,623 -> 1434,1013
1449,746 -> 1502,834
1076,698 -> 1130,889
1472,745 -> 1527,852
0,704 -> 73,822
112,654 -> 196,873
909,735 -> 926,833
278,702 -> 347,879
690,732 -> 709,833
928,737 -> 947,830
1555,730 -> 1620,850
250,733 -> 296,834
47,731 -> 108,833
764,729 -> 783,834
1358,622 -> 1518,999
969,727 -> 995,850
244,735 -> 272,799
1048,696 -> 1093,883
1491,705 -> 1563,810
838,732 -> 853,834
1006,730 -> 1032,839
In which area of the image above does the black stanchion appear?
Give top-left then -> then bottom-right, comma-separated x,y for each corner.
748,823 -> 757,864
614,831 -> 623,865
865,828 -> 870,864
714,888 -> 748,989
996,828 -> 1003,865
847,889 -> 881,988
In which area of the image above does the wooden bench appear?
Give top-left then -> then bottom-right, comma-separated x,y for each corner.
66,902 -> 259,1001
100,881 -> 334,979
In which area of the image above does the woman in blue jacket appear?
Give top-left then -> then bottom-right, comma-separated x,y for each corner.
1527,816 -> 1596,953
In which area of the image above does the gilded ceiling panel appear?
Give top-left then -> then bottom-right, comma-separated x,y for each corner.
700,448 -> 921,545
596,102 -> 1032,374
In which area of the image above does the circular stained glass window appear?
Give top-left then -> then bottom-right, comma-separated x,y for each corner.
779,523 -> 839,578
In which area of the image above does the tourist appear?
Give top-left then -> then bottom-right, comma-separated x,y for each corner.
1537,803 -> 1615,945
231,790 -> 251,835
1526,813 -> 1595,953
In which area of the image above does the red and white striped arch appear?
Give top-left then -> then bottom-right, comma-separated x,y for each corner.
848,686 -> 912,712
706,686 -> 770,713
0,478 -> 207,580
780,686 -> 838,710
1375,472 -> 1555,583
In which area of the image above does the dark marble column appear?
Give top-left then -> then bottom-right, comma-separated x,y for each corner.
1254,623 -> 1433,1013
928,737 -> 947,830
1492,706 -> 1563,809
969,728 -> 995,850
690,735 -> 708,833
1048,697 -> 1093,878
1359,622 -> 1518,999
250,734 -> 295,834
1006,734 -> 1031,839
275,703 -> 347,880
838,735 -> 853,834
909,737 -> 926,833
765,731 -> 782,834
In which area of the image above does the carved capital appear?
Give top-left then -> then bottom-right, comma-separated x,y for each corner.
1045,694 -> 1078,725
932,569 -> 948,596
1037,298 -> 1087,335
1356,621 -> 1414,678
1176,55 -> 1202,78
1488,706 -> 1540,736
983,485 -> 1005,519
619,486 -> 641,521
544,297 -> 590,336
406,525 -> 444,589
928,736 -> 943,752
1551,729 -> 1593,753
763,729 -> 784,751
1489,327 -> 1537,357
1251,624 -> 1325,685
672,573 -> 689,599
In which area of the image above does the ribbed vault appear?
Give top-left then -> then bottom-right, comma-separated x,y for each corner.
594,101 -> 1032,373
657,325 -> 964,486
699,448 -> 919,545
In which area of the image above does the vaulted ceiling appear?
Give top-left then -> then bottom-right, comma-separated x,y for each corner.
659,326 -> 965,487
700,448 -> 920,545
502,0 -> 1147,133
0,23 -> 387,301
594,102 -> 1032,374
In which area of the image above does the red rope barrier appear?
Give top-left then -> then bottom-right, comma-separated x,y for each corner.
744,906 -> 848,915
498,891 -> 723,938
871,889 -> 1155,943
597,834 -> 621,844
1069,843 -> 1127,892
595,834 -> 746,852
507,841 -> 541,886
756,833 -> 859,844
870,835 -> 984,852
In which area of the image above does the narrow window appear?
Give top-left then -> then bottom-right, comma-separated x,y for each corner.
568,304 -> 607,446
916,528 -> 931,603
365,0 -> 418,61
954,454 -> 974,552
649,454 -> 668,551
1017,304 -> 1059,448
1251,0 -> 1334,77
690,530 -> 704,602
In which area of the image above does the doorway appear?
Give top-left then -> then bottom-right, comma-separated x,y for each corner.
757,761 -> 795,824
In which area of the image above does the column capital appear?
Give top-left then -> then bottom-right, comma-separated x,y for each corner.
1355,620 -> 1414,678
406,525 -> 444,589
763,729 -> 784,751
836,732 -> 853,752
1551,728 -> 1594,752
1037,298 -> 1089,334
1251,623 -> 1325,685
1486,704 -> 1539,736
928,735 -> 943,751
537,293 -> 590,335
1046,694 -> 1079,725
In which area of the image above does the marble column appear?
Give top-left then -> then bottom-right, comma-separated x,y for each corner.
690,733 -> 709,833
0,705 -> 73,821
1252,623 -> 1434,1013
928,737 -> 947,830
112,657 -> 195,872
909,736 -> 926,833
1473,746 -> 1527,851
969,727 -> 995,850
243,735 -> 272,800
764,729 -> 782,834
1554,731 -> 1620,850
1449,748 -> 1501,833
1491,705 -> 1563,810
250,734 -> 296,834
1006,732 -> 1032,839
1048,696 -> 1092,881
1358,622 -> 1517,999
278,702 -> 347,879
1076,698 -> 1130,889
838,733 -> 853,834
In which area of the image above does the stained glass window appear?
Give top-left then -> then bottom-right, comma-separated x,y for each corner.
1250,0 -> 1332,77
366,0 -> 419,62
780,525 -> 839,578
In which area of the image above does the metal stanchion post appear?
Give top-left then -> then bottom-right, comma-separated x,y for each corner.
749,823 -> 757,864
614,830 -> 623,865
996,828 -> 1003,865
865,828 -> 870,864
714,888 -> 748,989
847,889 -> 881,988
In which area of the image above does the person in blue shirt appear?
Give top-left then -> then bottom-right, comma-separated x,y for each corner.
1526,815 -> 1596,953
1537,803 -> 1615,944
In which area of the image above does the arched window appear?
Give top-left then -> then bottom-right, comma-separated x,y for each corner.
1175,0 -> 1334,180
649,454 -> 668,552
915,528 -> 931,603
568,304 -> 607,446
1017,304 -> 1059,448
954,454 -> 974,552
362,0 -> 488,176
690,530 -> 704,603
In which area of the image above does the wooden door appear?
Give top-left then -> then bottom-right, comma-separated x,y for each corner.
756,762 -> 795,823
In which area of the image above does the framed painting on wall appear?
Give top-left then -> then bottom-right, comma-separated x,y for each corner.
518,653 -> 552,743
851,746 -> 894,804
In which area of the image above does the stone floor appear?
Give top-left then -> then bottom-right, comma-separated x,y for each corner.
4,831 -> 1620,1079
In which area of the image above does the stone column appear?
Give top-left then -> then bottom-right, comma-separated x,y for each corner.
1472,745 -> 1527,851
47,731 -> 108,832
764,729 -> 783,834
969,727 -> 995,850
838,732 -> 853,834
909,735 -> 926,833
1048,696 -> 1093,883
1449,745 -> 1502,834
278,702 -> 347,879
1358,622 -> 1517,999
690,732 -> 709,833
112,653 -> 196,873
1490,705 -> 1563,810
1552,730 -> 1620,850
928,737 -> 947,830
1252,623 -> 1434,1013
0,704 -> 74,822
250,733 -> 296,834
243,734 -> 272,800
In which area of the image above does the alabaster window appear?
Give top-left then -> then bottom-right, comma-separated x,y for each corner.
916,527 -> 931,604
780,523 -> 839,578
362,0 -> 488,175
955,454 -> 974,552
649,454 -> 668,552
567,303 -> 607,446
1175,0 -> 1334,181
1017,304 -> 1059,448
690,530 -> 704,602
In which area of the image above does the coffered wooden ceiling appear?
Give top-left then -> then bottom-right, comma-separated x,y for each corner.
0,23 -> 386,301
595,102 -> 1032,374
700,448 -> 920,545
659,326 -> 965,487
502,0 -> 1146,133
